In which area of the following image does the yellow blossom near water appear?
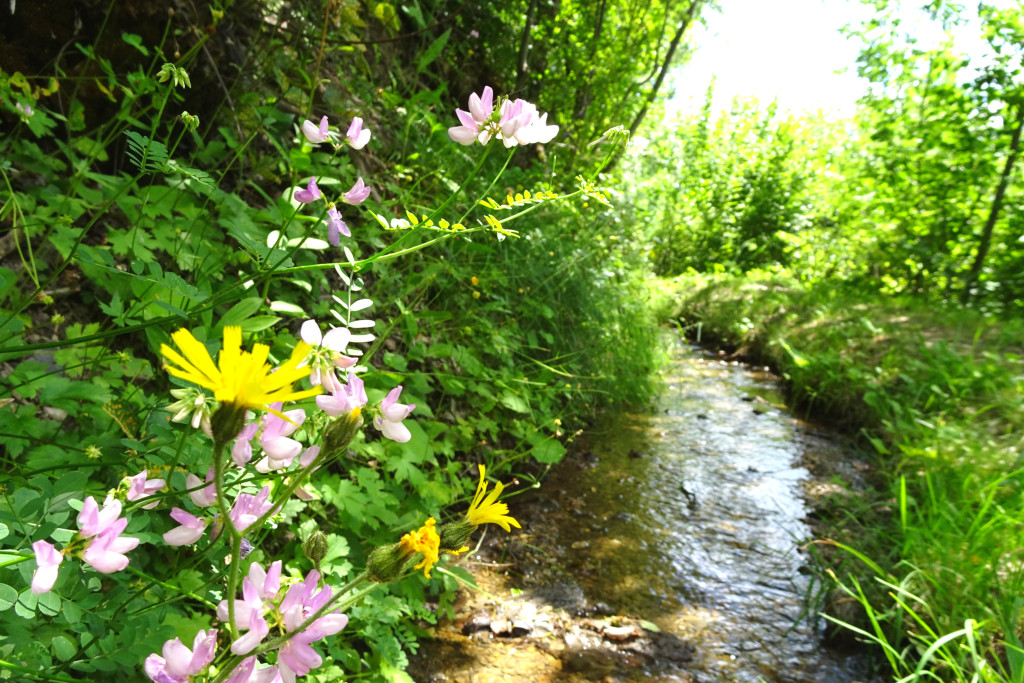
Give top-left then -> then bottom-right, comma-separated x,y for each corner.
161,326 -> 320,419
400,517 -> 441,577
466,465 -> 521,532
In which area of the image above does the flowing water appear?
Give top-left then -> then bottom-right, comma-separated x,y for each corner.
528,335 -> 873,682
415,334 -> 876,682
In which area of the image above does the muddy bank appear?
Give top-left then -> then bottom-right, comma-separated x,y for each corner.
411,336 -> 879,682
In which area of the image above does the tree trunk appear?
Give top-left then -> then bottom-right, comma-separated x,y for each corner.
627,0 -> 702,137
960,102 -> 1024,303
515,0 -> 540,93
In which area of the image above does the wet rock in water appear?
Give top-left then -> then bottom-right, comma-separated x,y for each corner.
526,581 -> 589,614
460,612 -> 492,635
603,624 -> 643,641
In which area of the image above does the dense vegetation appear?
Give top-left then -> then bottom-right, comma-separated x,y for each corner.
629,1 -> 1024,680
2,0 -> 1022,681
0,1 -> 697,680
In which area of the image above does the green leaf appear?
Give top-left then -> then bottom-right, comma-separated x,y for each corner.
121,32 -> 149,56
124,130 -> 169,173
52,635 -> 77,661
499,391 -> 530,414
0,522 -> 7,541
220,297 -> 264,328
239,315 -> 281,333
530,437 -> 566,464
0,583 -> 18,611
417,28 -> 451,74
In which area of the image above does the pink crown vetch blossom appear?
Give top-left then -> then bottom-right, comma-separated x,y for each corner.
447,86 -> 494,145
447,86 -> 558,148
163,508 -> 208,546
373,385 -> 415,443
229,486 -> 276,535
346,117 -> 371,149
294,177 -> 321,204
31,540 -> 63,594
144,628 -> 218,683
276,569 -> 349,683
254,404 -> 307,473
77,496 -> 140,573
301,115 -> 330,144
224,657 -> 280,683
316,371 -> 367,416
341,177 -> 370,205
186,467 -> 217,507
326,207 -> 349,247
126,470 -> 165,509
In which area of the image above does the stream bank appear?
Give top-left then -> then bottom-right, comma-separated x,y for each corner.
411,334 -> 880,682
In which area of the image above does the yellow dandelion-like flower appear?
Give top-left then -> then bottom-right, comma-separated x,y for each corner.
399,517 -> 441,578
466,465 -> 521,532
160,326 -> 321,419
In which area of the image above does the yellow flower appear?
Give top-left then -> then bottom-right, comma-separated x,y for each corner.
399,517 -> 440,578
161,326 -> 321,419
466,465 -> 521,532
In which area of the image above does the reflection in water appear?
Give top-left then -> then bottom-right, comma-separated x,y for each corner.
541,335 -> 871,682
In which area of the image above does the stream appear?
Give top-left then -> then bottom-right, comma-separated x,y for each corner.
412,334 -> 877,682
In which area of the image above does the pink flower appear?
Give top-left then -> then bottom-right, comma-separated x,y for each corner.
448,86 -> 494,145
294,177 -> 321,204
15,101 -> 33,118
255,404 -> 306,473
126,470 -> 165,509
83,517 -> 139,573
373,385 -> 415,443
217,563 -> 280,655
224,657 -> 281,683
233,422 -> 259,466
316,372 -> 367,416
276,570 -> 348,682
77,496 -> 123,537
326,207 -> 349,247
497,98 -> 559,147
345,117 -> 371,149
144,629 -> 217,683
341,177 -> 370,205
31,540 -> 62,594
163,508 -> 208,546
186,468 -> 217,507
301,115 -> 330,144
229,486 -> 275,534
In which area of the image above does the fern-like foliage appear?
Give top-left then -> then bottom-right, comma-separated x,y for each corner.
124,132 -> 215,188
124,131 -> 169,174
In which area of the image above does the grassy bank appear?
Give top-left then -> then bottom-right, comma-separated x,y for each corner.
659,272 -> 1024,681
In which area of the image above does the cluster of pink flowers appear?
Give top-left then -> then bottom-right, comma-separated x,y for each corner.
31,496 -> 141,594
296,115 -> 374,246
447,85 -> 559,148
208,561 -> 348,682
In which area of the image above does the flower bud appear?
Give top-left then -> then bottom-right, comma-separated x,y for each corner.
210,402 -> 247,448
304,530 -> 330,564
323,408 -> 363,458
365,542 -> 418,583
437,520 -> 474,553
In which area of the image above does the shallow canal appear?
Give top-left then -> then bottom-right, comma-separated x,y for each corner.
415,334 -> 876,682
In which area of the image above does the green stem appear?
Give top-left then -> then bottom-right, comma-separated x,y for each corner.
124,566 -> 218,610
459,147 -> 517,224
